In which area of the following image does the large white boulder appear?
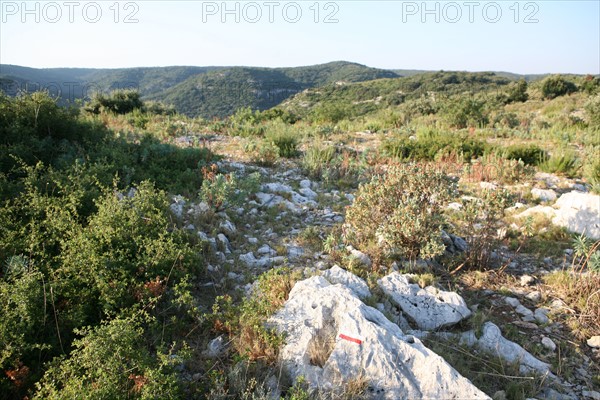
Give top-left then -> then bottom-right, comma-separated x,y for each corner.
378,273 -> 471,330
552,191 -> 600,239
268,276 -> 489,399
514,191 -> 600,240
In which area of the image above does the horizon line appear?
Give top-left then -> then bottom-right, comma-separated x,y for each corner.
1,61 -> 596,77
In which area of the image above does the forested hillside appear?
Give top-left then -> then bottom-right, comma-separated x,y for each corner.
0,61 -> 399,118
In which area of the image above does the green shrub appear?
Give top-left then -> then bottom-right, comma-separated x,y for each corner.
59,181 -> 202,319
381,130 -> 486,162
312,102 -> 351,123
499,144 -> 547,166
403,97 -> 439,117
199,164 -> 260,212
128,108 -> 150,129
266,131 -> 299,158
229,123 -> 266,137
243,138 -> 280,166
229,106 -> 259,125
0,91 -> 214,398
585,95 -> 600,129
505,79 -> 529,103
345,164 -> 454,265
581,75 -> 600,95
0,267 -> 51,395
93,135 -> 214,196
442,96 -> 488,128
0,92 -> 107,175
490,111 -> 520,129
302,144 -> 337,179
85,90 -> 144,115
144,101 -> 176,116
541,75 -> 578,100
258,108 -> 298,124
539,148 -> 580,176
34,314 -> 182,399
449,189 -> 511,270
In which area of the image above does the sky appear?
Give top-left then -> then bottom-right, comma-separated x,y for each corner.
0,0 -> 599,74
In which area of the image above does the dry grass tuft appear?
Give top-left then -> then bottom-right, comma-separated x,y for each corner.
308,325 -> 337,368
543,271 -> 600,340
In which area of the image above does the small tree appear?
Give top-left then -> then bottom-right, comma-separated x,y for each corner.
506,79 -> 529,103
541,75 -> 577,99
85,90 -> 144,115
443,96 -> 488,129
581,75 -> 600,95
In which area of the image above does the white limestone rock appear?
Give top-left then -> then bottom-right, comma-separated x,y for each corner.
239,252 -> 271,268
268,276 -> 489,400
473,322 -> 553,376
346,246 -> 372,268
552,191 -> 600,239
378,273 -> 471,330
321,265 -> 371,300
531,188 -> 557,202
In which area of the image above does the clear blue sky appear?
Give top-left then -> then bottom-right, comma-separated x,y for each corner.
1,1 -> 598,74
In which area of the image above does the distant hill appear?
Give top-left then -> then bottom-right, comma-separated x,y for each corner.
151,62 -> 400,118
0,61 -> 399,118
280,70 -> 516,120
0,64 -> 221,103
391,69 -> 551,82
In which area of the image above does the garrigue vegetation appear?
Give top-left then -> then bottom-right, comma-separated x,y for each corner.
0,68 -> 599,399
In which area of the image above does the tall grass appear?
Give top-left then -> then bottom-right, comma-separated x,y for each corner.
538,148 -> 580,177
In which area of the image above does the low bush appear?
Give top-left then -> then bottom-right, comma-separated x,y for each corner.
541,75 -> 578,100
34,314 -> 183,399
85,90 -> 144,115
381,130 -> 486,162
505,79 -> 529,103
266,131 -> 299,158
538,148 -> 580,177
448,189 -> 512,272
581,75 -> 600,95
302,143 -> 337,179
462,153 -> 534,184
498,144 -> 547,166
582,147 -> 600,193
344,163 -> 455,266
243,138 -> 280,166
199,164 -> 260,212
442,96 -> 489,128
